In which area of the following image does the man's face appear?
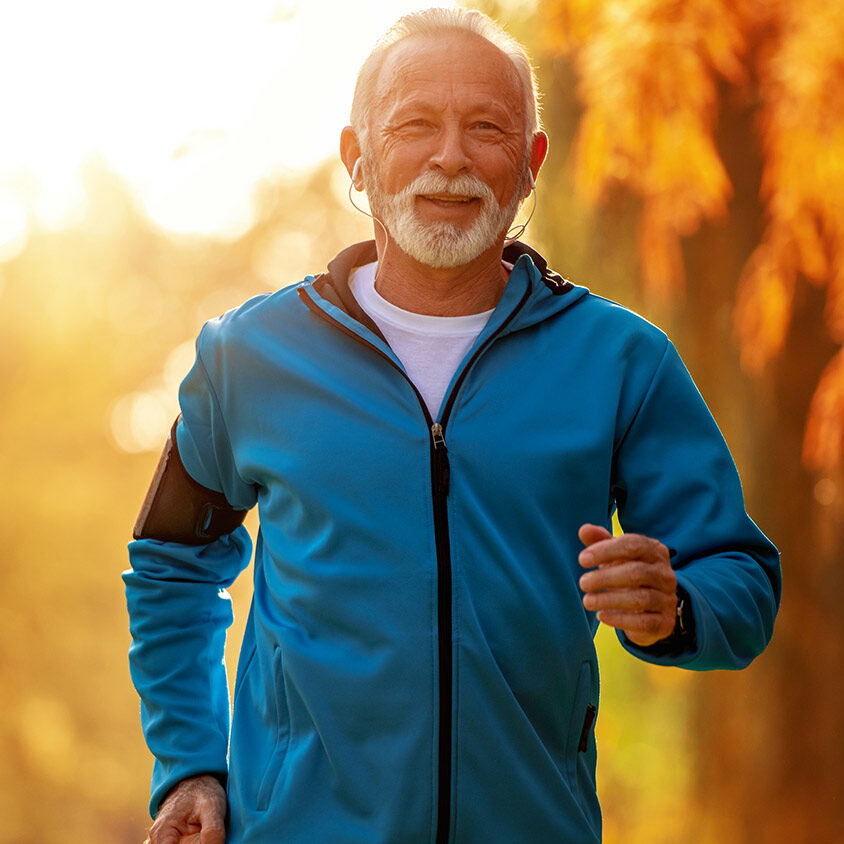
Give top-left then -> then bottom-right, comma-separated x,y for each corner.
360,32 -> 532,268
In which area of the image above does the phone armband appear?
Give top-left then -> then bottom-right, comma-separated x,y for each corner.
132,417 -> 248,544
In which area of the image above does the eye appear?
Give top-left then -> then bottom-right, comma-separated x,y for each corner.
396,118 -> 435,136
472,121 -> 503,135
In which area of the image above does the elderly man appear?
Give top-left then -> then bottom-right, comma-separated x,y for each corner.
124,8 -> 780,844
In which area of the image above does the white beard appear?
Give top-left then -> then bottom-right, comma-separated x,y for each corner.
362,162 -> 528,269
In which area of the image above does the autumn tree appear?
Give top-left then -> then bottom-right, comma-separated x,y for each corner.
534,0 -> 844,840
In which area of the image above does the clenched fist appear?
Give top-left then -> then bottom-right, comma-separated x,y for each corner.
145,774 -> 227,844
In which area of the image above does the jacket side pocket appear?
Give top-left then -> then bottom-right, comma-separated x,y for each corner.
565,660 -> 598,783
256,645 -> 291,811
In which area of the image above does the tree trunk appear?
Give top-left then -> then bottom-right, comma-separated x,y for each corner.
679,80 -> 844,844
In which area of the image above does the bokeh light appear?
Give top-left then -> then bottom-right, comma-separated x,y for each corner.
0,0 -> 456,238
0,188 -> 29,261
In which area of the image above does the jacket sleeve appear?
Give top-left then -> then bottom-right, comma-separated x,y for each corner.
611,338 -> 781,670
123,322 -> 258,816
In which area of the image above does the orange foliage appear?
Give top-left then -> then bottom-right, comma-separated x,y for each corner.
754,1 -> 844,307
543,0 -> 743,298
542,0 -> 844,470
734,239 -> 795,373
740,0 -> 844,377
804,349 -> 844,471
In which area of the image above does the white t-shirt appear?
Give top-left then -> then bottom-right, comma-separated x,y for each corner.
349,262 -> 494,419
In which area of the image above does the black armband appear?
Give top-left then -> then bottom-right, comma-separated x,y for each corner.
132,417 -> 248,545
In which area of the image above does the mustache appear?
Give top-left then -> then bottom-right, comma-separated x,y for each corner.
395,172 -> 497,203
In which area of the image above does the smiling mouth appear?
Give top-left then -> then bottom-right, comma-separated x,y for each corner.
419,194 -> 479,206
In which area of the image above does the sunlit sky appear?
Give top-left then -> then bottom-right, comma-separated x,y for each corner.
0,0 -> 458,252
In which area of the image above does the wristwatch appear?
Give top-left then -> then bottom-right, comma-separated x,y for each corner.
676,594 -> 688,634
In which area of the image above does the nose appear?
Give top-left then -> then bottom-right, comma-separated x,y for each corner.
428,122 -> 471,177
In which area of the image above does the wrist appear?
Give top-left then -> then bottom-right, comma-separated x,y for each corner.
628,585 -> 696,655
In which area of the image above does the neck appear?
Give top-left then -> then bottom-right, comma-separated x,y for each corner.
372,230 -> 510,316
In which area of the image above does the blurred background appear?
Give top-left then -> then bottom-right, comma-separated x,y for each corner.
1,0 -> 841,841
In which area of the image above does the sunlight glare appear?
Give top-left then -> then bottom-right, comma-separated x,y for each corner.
110,390 -> 175,454
0,189 -> 29,262
163,341 -> 198,395
1,0 -> 455,238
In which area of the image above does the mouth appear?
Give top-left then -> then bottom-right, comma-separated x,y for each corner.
418,194 -> 480,208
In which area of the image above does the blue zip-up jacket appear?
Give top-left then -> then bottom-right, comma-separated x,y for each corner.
124,241 -> 780,843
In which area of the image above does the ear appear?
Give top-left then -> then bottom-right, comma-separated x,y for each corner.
340,126 -> 364,189
525,131 -> 549,197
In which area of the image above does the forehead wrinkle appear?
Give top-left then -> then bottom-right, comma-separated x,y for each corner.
370,33 -> 526,129
386,91 -> 519,122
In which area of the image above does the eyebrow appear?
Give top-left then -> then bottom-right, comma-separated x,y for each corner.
385,98 -> 516,123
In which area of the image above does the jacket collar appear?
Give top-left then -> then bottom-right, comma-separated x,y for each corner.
308,240 -> 587,340
315,240 -> 574,314
502,240 -> 573,296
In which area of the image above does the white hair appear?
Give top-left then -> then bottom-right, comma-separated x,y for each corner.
350,7 -> 541,144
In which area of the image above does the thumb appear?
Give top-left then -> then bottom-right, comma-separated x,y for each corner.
197,800 -> 226,844
199,822 -> 226,844
578,523 -> 612,547
198,810 -> 226,844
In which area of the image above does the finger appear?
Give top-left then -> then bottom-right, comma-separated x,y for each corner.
579,533 -> 668,569
148,824 -> 182,844
577,524 -> 615,569
594,608 -> 675,642
579,560 -> 677,595
149,813 -> 188,844
582,586 -> 676,614
149,804 -> 200,844
578,523 -> 612,548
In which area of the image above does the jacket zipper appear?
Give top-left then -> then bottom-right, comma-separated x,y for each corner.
429,420 -> 452,844
298,282 -> 531,844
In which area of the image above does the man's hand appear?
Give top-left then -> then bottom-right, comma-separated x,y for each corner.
145,774 -> 227,844
578,523 -> 677,648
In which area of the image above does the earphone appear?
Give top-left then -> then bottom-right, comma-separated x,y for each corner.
347,157 -> 392,273
505,169 -> 538,243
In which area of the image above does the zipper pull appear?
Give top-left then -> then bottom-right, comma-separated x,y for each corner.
431,422 -> 446,450
431,423 -> 450,496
